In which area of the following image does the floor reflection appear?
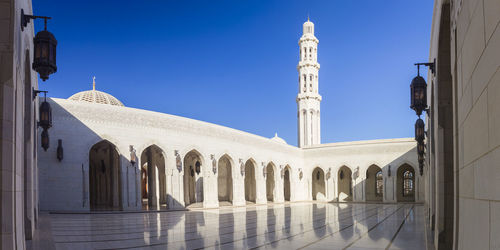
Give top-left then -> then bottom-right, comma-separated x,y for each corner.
46,203 -> 426,250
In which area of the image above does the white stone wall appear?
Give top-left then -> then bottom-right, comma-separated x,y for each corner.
0,0 -> 40,248
39,98 -> 419,212
428,0 -> 500,248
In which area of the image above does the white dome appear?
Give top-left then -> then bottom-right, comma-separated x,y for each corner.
271,133 -> 287,144
68,90 -> 124,107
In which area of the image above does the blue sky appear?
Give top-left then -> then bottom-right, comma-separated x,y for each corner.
33,0 -> 434,146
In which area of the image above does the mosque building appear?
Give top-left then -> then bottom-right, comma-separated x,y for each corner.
37,19 -> 419,212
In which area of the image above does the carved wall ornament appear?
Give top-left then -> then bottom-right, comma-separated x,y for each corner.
262,162 -> 266,178
175,150 -> 182,172
211,154 -> 217,174
239,159 -> 245,176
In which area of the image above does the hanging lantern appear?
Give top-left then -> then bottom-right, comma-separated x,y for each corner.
32,21 -> 57,81
41,129 -> 49,151
262,164 -> 267,178
190,166 -> 194,177
175,151 -> 182,172
388,165 -> 391,177
195,161 -> 201,175
410,75 -> 427,116
56,139 -> 63,161
299,170 -> 303,180
417,141 -> 425,156
20,10 -> 57,81
340,170 -> 344,180
415,118 -> 425,142
129,145 -> 136,165
38,96 -> 52,130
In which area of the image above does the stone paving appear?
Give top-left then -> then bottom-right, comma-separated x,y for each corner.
32,203 -> 427,250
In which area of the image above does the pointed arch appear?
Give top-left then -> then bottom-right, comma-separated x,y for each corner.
337,166 -> 352,202
140,144 -> 167,210
217,154 -> 234,204
89,140 -> 122,210
365,164 -> 383,202
244,158 -> 257,203
312,167 -> 325,201
183,149 -> 205,206
266,162 -> 277,202
397,164 -> 415,202
283,165 -> 292,201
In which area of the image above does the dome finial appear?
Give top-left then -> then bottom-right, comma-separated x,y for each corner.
92,76 -> 96,91
307,13 -> 309,22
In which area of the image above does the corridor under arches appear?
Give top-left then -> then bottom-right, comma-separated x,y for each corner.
244,159 -> 257,203
89,140 -> 122,211
365,165 -> 383,202
337,166 -> 352,202
183,150 -> 204,206
217,154 -> 233,204
140,145 -> 167,210
311,167 -> 325,201
266,162 -> 276,202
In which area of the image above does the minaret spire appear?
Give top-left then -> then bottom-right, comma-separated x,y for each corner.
297,18 -> 321,147
92,76 -> 96,91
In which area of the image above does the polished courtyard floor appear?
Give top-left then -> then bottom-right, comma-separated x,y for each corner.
32,202 -> 427,250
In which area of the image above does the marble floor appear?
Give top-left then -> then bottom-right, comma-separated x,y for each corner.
33,203 -> 427,250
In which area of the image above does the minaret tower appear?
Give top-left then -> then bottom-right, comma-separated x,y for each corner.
297,18 -> 321,147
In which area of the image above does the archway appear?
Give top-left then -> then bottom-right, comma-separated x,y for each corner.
217,154 -> 233,204
397,164 -> 415,202
140,145 -> 167,210
266,163 -> 276,202
337,166 -> 352,202
183,150 -> 204,206
312,167 -> 325,200
89,140 -> 122,210
244,159 -> 257,203
283,165 -> 291,201
365,165 -> 383,202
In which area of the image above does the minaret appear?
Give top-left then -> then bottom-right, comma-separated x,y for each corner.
297,18 -> 321,147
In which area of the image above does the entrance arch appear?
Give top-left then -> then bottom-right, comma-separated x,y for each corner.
337,166 -> 352,202
140,145 -> 167,210
89,140 -> 122,210
183,150 -> 204,206
397,164 -> 415,202
244,159 -> 257,203
365,165 -> 383,202
283,165 -> 291,201
312,167 -> 325,200
266,162 -> 276,202
217,154 -> 233,204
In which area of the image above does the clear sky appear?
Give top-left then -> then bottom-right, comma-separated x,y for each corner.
33,0 -> 434,146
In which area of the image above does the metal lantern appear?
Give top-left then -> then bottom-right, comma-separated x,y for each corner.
32,22 -> 57,81
417,141 -> 425,156
41,129 -> 49,151
38,98 -> 52,130
388,165 -> 391,177
195,161 -> 201,175
410,75 -> 427,116
56,139 -> 63,161
129,145 -> 136,165
415,118 -> 425,142
340,170 -> 344,180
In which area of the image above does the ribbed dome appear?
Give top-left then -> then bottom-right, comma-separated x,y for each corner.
271,133 -> 287,144
68,90 -> 124,107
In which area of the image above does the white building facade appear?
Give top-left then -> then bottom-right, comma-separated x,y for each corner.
38,19 -> 421,212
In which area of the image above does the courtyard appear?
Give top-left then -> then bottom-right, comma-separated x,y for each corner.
31,202 -> 427,250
